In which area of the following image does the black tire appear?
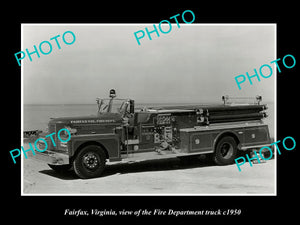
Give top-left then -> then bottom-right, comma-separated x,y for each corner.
213,136 -> 238,165
73,145 -> 106,179
48,164 -> 72,173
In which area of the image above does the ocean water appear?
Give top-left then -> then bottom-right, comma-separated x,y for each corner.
23,102 -> 275,138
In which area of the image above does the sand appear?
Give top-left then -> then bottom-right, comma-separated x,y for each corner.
22,144 -> 275,195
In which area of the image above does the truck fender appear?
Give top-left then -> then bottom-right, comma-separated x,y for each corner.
70,135 -> 121,161
212,131 -> 241,152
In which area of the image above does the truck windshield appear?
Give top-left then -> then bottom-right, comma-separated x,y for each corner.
97,98 -> 129,114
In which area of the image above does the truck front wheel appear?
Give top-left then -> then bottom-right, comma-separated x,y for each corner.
73,145 -> 106,179
213,136 -> 237,165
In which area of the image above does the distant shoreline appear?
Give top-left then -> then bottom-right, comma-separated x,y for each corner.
24,101 -> 275,106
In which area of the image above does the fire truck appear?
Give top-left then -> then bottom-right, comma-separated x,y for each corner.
34,90 -> 271,179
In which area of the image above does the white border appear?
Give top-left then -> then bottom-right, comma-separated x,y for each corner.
21,23 -> 277,196
274,24 -> 277,196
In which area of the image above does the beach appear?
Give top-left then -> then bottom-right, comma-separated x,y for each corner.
23,150 -> 275,195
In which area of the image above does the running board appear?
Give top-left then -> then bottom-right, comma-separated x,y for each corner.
107,149 -> 213,165
240,144 -> 271,151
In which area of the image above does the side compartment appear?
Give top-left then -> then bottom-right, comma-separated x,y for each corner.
240,124 -> 271,150
179,121 -> 271,154
180,130 -> 215,154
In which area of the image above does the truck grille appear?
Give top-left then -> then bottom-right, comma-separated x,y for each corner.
48,124 -> 56,133
47,123 -> 57,150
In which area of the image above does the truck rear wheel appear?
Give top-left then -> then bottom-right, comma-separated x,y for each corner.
73,145 -> 106,179
213,136 -> 237,165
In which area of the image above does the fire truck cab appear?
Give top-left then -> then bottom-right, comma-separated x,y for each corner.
34,90 -> 271,179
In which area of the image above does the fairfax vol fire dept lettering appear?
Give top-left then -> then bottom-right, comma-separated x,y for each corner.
70,119 -> 116,124
29,89 -> 271,179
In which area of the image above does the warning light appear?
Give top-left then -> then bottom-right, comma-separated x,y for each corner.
109,89 -> 116,98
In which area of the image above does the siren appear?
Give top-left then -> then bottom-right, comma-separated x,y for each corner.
109,89 -> 116,98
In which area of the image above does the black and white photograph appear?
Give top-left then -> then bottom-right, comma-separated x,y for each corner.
4,5 -> 298,223
21,24 -> 276,195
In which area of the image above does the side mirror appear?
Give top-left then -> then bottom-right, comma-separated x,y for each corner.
129,100 -> 135,114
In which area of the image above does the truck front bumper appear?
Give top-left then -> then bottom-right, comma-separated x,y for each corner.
33,150 -> 70,165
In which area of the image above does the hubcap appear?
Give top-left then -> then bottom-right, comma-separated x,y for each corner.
83,152 -> 99,170
220,143 -> 233,159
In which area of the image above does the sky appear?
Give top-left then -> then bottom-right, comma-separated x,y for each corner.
22,24 -> 275,104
